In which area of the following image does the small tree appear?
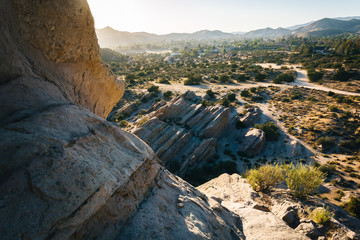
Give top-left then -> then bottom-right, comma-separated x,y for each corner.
286,164 -> 325,198
246,164 -> 284,192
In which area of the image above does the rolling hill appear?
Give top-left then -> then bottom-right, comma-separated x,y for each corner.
96,17 -> 360,47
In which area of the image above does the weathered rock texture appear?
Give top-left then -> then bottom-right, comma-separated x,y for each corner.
1,0 -> 124,119
198,174 -> 310,240
0,1 -> 244,239
132,93 -> 230,175
238,128 -> 266,156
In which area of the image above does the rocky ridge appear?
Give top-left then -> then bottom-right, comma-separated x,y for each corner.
132,91 -> 230,175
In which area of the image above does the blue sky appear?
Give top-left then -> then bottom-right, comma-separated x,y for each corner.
88,0 -> 360,34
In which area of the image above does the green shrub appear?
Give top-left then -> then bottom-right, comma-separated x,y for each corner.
163,91 -> 173,99
147,85 -> 159,93
307,70 -> 323,82
184,74 -> 202,85
246,164 -> 284,192
237,74 -> 249,82
206,89 -> 216,98
286,164 -> 325,198
220,97 -> 230,107
317,136 -> 336,149
273,73 -> 295,84
137,116 -> 149,126
227,93 -> 236,102
158,78 -> 170,84
118,120 -> 128,127
219,74 -> 230,83
343,196 -> 360,218
318,164 -> 336,177
241,89 -> 251,97
254,73 -> 266,82
328,105 -> 339,112
255,121 -> 280,141
332,68 -> 350,82
309,207 -> 333,224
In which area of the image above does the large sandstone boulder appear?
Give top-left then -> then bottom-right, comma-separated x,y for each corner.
239,128 -> 266,156
240,107 -> 261,127
0,1 -> 249,239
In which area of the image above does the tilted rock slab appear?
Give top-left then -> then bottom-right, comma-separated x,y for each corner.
0,1 -> 246,239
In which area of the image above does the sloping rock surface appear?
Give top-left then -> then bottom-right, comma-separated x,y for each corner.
198,174 -> 310,240
0,1 -> 245,239
133,93 -> 230,174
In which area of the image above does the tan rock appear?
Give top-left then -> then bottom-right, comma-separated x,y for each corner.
198,174 -> 309,240
239,128 -> 266,156
240,107 -> 261,127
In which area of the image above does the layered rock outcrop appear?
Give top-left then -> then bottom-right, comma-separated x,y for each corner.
132,93 -> 230,174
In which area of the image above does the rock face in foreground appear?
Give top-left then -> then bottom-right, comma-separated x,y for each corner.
132,92 -> 230,175
0,1 -> 243,239
198,174 -> 310,240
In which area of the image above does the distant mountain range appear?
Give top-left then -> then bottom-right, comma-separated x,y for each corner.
96,17 -> 360,47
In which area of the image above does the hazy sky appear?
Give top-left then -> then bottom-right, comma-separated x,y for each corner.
88,0 -> 360,34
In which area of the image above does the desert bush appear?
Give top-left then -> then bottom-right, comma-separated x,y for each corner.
219,74 -> 230,83
241,89 -> 251,97
184,74 -> 202,85
254,73 -> 266,82
163,91 -> 173,99
307,70 -> 323,82
206,89 -> 216,98
286,164 -> 325,198
220,97 -> 230,107
118,120 -> 128,127
309,207 -> 333,224
317,136 -> 336,149
137,116 -> 149,126
255,121 -> 279,141
147,85 -> 159,93
227,93 -> 236,102
328,105 -> 339,112
343,196 -> 360,218
332,68 -> 350,82
318,164 -> 336,177
237,74 -> 249,82
273,73 -> 295,84
246,164 -> 284,192
158,78 -> 170,84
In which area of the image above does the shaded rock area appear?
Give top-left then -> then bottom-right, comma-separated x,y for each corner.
132,92 -> 230,175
